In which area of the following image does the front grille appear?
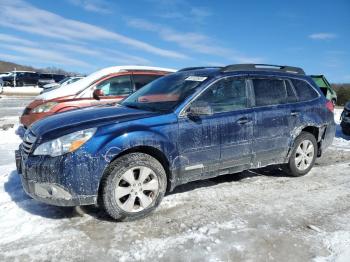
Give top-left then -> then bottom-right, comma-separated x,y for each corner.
23,107 -> 31,115
22,130 -> 37,155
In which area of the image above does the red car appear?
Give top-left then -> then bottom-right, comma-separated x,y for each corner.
19,66 -> 175,130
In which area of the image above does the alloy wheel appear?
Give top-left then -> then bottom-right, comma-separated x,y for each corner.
295,139 -> 314,171
115,166 -> 159,213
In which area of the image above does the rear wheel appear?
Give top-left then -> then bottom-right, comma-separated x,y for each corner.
284,132 -> 317,177
101,153 -> 167,221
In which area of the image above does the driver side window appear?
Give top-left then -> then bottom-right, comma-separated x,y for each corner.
96,75 -> 133,96
194,77 -> 248,113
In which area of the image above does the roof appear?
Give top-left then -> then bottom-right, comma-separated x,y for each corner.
13,70 -> 36,72
177,64 -> 306,77
37,65 -> 176,100
104,65 -> 176,73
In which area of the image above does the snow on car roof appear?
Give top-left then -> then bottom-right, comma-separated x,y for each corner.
36,65 -> 176,100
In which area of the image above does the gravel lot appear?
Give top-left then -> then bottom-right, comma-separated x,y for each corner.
0,97 -> 349,262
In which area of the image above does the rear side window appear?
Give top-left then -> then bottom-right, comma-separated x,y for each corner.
252,78 -> 297,106
133,74 -> 162,90
291,79 -> 319,101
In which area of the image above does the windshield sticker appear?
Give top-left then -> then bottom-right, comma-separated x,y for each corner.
185,76 -> 207,82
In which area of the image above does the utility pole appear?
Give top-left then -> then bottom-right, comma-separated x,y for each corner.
13,67 -> 16,87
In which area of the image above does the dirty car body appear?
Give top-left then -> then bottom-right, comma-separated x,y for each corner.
16,64 -> 335,217
341,101 -> 350,135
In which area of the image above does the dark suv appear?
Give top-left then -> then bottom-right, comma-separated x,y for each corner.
2,72 -> 66,87
341,101 -> 350,135
37,73 -> 66,87
2,71 -> 39,86
16,64 -> 336,221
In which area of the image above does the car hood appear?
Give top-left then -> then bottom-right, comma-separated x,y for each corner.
43,83 -> 59,89
30,104 -> 158,140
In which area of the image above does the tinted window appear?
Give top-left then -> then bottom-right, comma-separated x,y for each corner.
195,77 -> 248,113
291,79 -> 319,101
133,75 -> 162,90
40,74 -> 53,79
96,75 -> 133,96
53,75 -> 65,82
121,73 -> 206,113
253,78 -> 297,106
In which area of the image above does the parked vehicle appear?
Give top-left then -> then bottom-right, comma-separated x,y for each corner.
2,71 -> 39,86
0,72 -> 11,78
18,66 -> 175,130
311,75 -> 337,105
38,73 -> 66,88
340,101 -> 350,135
42,76 -> 84,91
1,71 -> 67,87
16,64 -> 335,221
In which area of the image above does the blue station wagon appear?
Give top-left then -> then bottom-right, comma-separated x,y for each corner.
16,64 -> 336,221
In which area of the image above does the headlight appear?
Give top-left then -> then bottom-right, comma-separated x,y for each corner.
33,128 -> 96,157
31,102 -> 58,113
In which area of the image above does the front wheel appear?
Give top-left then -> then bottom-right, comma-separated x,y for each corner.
284,132 -> 317,177
101,153 -> 167,221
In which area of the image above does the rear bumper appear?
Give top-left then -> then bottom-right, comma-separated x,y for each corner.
319,122 -> 336,153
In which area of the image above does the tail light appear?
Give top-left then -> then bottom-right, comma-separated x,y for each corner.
326,100 -> 334,112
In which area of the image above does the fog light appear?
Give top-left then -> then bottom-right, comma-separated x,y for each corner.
34,183 -> 72,200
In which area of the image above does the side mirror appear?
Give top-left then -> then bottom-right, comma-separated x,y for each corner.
93,89 -> 104,100
187,102 -> 213,117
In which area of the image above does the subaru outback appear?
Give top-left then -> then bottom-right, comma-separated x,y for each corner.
16,64 -> 336,221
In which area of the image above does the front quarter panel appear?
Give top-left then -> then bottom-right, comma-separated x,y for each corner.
89,113 -> 179,187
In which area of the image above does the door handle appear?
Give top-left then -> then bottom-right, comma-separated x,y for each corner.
237,117 -> 252,125
291,111 -> 299,116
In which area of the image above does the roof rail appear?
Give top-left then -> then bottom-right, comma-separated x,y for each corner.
178,66 -> 222,72
221,64 -> 305,75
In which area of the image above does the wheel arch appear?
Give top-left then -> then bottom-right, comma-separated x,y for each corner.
97,145 -> 175,205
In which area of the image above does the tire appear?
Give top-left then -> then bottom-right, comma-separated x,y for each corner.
101,153 -> 167,221
284,131 -> 317,177
341,127 -> 350,136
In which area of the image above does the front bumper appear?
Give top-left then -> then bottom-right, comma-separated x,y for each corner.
20,175 -> 96,206
15,148 -> 105,207
16,125 -> 27,140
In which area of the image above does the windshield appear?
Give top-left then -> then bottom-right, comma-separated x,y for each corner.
121,73 -> 208,113
58,77 -> 70,84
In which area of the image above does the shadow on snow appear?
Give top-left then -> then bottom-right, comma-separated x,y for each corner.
5,165 -> 290,221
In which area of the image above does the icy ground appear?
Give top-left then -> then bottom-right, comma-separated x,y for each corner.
0,98 -> 349,261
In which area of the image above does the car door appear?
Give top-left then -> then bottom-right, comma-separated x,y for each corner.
250,77 -> 298,166
177,76 -> 253,179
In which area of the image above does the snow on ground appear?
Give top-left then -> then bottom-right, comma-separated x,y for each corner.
0,101 -> 349,261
